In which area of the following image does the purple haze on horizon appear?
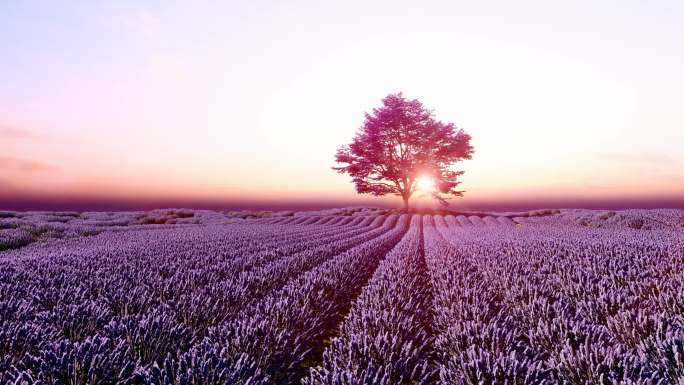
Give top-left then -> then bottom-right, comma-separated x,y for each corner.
1,195 -> 683,212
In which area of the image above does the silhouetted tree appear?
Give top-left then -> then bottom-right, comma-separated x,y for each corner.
334,93 -> 474,209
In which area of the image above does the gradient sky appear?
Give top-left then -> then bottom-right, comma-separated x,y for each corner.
2,1 -> 683,209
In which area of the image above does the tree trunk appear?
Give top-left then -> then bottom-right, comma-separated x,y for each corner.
402,195 -> 410,211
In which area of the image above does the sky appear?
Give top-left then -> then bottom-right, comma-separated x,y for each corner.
1,1 -> 683,210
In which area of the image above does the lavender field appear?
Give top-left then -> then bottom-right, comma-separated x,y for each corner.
1,208 -> 684,385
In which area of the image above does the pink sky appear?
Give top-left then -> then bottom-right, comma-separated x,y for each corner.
2,1 -> 683,209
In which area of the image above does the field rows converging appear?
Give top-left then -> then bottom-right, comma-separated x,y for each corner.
305,215 -> 436,385
1,212 -> 684,384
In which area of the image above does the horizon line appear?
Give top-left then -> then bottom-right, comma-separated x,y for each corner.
2,195 -> 683,212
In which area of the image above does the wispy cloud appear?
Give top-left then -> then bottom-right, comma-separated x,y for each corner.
595,151 -> 684,188
0,156 -> 56,172
596,152 -> 674,165
0,124 -> 36,139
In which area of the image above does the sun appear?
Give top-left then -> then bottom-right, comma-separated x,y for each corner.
415,176 -> 436,193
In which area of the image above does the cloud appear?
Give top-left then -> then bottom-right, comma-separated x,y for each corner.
0,156 -> 56,172
0,124 -> 36,139
596,152 -> 674,165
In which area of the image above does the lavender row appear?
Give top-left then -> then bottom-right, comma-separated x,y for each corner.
305,215 -> 435,385
0,216 -> 360,264
198,214 -> 409,385
422,216 -> 512,384
1,221 -> 375,323
1,215 -> 406,384
2,217 -> 383,327
178,215 -> 394,328
270,215 -> 375,227
432,215 -> 684,384
0,228 -> 34,251
0,218 -> 389,383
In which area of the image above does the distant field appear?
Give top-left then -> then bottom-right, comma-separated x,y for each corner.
1,208 -> 683,384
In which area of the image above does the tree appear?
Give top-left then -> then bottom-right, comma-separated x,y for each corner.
333,93 -> 474,210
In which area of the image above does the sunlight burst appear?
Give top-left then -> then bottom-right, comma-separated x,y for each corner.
416,176 -> 436,193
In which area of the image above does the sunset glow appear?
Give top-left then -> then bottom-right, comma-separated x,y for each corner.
1,1 -> 683,210
416,177 -> 436,194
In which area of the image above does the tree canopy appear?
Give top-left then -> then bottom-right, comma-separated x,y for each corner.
334,93 -> 474,209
